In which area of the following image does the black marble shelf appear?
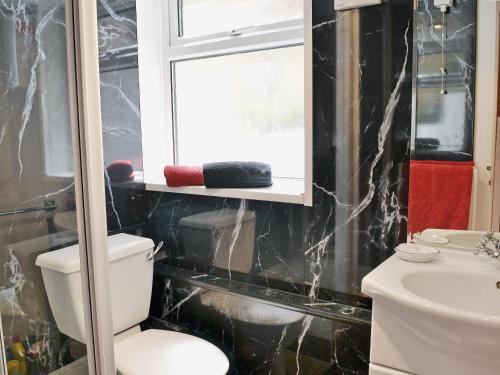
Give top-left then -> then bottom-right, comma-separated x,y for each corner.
154,263 -> 372,326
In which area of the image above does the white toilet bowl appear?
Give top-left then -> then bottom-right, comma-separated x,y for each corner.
115,329 -> 228,375
35,233 -> 229,375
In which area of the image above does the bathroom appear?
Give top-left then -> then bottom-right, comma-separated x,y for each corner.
0,0 -> 497,374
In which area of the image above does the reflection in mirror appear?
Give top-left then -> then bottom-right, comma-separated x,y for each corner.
411,0 -> 475,161
98,0 -> 143,175
408,0 -> 477,234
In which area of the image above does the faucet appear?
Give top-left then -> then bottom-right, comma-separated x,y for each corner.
474,231 -> 500,259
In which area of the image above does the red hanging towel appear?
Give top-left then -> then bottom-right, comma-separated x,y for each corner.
408,160 -> 474,234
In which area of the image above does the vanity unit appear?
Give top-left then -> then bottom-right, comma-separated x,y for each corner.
362,230 -> 500,375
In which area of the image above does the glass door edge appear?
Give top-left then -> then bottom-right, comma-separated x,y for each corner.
67,1 -> 116,374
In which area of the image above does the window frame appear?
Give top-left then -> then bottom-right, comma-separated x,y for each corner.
168,0 -> 304,47
137,0 -> 312,206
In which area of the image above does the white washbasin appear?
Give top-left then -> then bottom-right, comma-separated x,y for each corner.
362,229 -> 500,375
402,270 -> 500,318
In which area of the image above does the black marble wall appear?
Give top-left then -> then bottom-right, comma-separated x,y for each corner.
0,0 -> 477,373
0,1 -> 86,372
100,0 -> 413,374
147,273 -> 370,375
413,0 -> 476,161
138,0 -> 413,299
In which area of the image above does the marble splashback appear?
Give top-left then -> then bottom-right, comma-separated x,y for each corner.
96,0 -> 483,374
412,0 -> 476,161
148,270 -> 370,375
133,0 -> 413,303
100,0 -> 414,297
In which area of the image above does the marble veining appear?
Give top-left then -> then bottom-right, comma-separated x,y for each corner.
103,166 -> 122,229
99,1 -> 416,372
0,0 -> 474,371
17,5 -> 58,179
227,200 -> 246,281
0,1 -> 89,372
149,276 -> 371,374
155,264 -> 372,325
100,0 -> 136,28
0,0 -> 477,374
295,315 -> 313,375
347,23 -> 409,223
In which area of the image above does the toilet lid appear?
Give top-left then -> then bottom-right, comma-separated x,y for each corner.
115,329 -> 229,375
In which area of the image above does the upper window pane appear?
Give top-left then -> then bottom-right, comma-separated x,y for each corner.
173,46 -> 304,179
179,0 -> 303,38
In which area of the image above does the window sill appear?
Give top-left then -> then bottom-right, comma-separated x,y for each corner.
145,176 -> 305,205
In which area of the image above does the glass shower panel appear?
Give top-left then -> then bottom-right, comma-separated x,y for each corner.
0,1 -> 94,374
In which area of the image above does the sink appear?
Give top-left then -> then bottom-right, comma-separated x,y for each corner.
402,270 -> 500,318
362,229 -> 500,375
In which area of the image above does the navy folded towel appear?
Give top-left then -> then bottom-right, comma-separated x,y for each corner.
203,162 -> 273,188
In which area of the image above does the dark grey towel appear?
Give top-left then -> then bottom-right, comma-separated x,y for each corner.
203,162 -> 273,188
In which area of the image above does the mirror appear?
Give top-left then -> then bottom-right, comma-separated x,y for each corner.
409,0 -> 477,234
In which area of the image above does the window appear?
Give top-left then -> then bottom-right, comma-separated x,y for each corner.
173,47 -> 304,178
137,0 -> 312,205
177,0 -> 303,39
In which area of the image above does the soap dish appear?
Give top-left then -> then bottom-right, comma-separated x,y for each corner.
395,243 -> 440,263
413,232 -> 449,246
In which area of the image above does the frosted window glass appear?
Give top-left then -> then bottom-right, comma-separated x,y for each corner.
179,0 -> 303,38
173,46 -> 304,179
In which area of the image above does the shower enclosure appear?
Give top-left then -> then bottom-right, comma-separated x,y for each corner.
0,1 -> 115,374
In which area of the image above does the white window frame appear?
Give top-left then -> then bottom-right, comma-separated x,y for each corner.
168,0 -> 304,47
137,0 -> 313,206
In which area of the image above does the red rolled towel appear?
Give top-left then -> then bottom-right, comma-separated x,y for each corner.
164,165 -> 204,187
107,160 -> 134,183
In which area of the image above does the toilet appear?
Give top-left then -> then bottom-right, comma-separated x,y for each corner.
35,233 -> 229,375
180,208 -> 256,272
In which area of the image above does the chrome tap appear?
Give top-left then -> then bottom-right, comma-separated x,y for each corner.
474,231 -> 500,259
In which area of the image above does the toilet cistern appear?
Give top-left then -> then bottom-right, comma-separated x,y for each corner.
35,233 -> 229,375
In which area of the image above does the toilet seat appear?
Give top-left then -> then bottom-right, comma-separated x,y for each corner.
114,329 -> 229,375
